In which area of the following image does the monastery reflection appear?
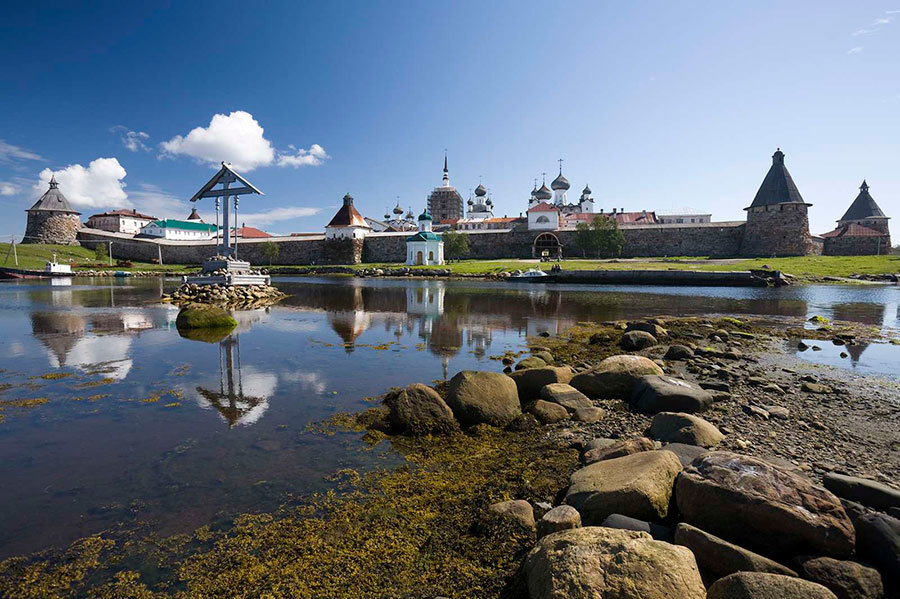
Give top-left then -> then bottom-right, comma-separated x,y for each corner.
194,334 -> 272,428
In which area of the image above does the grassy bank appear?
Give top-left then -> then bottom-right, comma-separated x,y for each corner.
0,243 -> 196,273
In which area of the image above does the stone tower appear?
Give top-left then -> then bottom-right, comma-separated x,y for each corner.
822,181 -> 891,255
740,149 -> 813,257
426,154 -> 464,222
24,176 -> 81,245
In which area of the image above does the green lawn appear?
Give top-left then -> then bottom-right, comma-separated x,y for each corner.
0,243 -> 196,273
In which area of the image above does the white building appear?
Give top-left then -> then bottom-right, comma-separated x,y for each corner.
139,219 -> 218,240
86,209 -> 157,235
406,209 -> 444,266
527,202 -> 560,231
325,193 -> 372,240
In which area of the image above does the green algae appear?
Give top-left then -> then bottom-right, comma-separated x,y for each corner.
35,372 -> 73,381
72,378 -> 116,389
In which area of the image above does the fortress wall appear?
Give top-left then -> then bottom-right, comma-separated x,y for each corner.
823,234 -> 892,256
619,223 -> 745,257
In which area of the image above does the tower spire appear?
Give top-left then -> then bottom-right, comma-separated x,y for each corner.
442,150 -> 449,186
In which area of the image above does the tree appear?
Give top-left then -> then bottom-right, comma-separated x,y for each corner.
261,240 -> 280,266
94,243 -> 108,262
574,215 -> 625,258
574,221 -> 593,258
442,230 -> 470,262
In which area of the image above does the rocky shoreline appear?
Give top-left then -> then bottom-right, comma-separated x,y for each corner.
161,282 -> 286,308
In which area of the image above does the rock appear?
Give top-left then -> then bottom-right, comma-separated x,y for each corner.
582,437 -> 655,465
707,572 -> 838,599
664,344 -> 694,360
530,400 -> 569,424
601,513 -> 673,542
445,371 -> 521,427
625,321 -> 668,338
629,375 -> 714,414
583,437 -> 617,452
539,383 -> 592,412
564,450 -> 682,525
537,505 -> 581,539
506,413 -> 540,432
796,556 -> 884,599
382,384 -> 458,435
676,451 -> 856,558
524,527 -> 705,599
765,405 -> 790,419
743,404 -> 771,419
823,472 -> 900,512
647,412 -> 724,448
516,356 -> 548,370
486,499 -> 535,530
854,513 -> 900,579
675,523 -> 798,580
175,306 -> 237,330
573,407 -> 604,423
803,382 -> 834,394
620,330 -> 658,351
762,383 -> 785,395
532,350 -> 554,364
700,380 -> 731,392
569,355 -> 663,399
508,367 -> 574,400
662,442 -> 708,467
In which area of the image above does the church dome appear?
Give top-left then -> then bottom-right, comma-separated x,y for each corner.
551,172 -> 570,191
468,198 -> 474,205
474,184 -> 487,197
393,203 -> 404,215
535,184 -> 552,201
582,184 -> 592,195
418,210 -> 433,221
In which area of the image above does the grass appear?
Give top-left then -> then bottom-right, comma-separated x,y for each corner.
0,243 -> 196,273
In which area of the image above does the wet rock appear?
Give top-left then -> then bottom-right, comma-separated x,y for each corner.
743,404 -> 771,419
530,400 -> 569,424
506,413 -> 540,432
486,499 -> 535,530
524,527 -> 705,599
564,450 -> 682,525
765,405 -> 790,419
531,350 -> 554,365
625,321 -> 668,338
620,330 -> 658,351
854,513 -> 900,580
383,383 -> 458,435
630,375 -> 713,414
570,355 -> 664,399
762,383 -> 785,395
823,472 -> 900,512
647,412 -> 724,448
795,556 -> 884,599
516,356 -> 548,370
582,436 -> 655,465
539,383 -> 592,412
445,371 -> 521,427
537,505 -> 581,539
803,382 -> 833,394
662,442 -> 708,467
175,306 -> 237,330
664,344 -> 694,360
676,451 -> 856,558
601,513 -> 673,542
700,380 -> 731,392
508,367 -> 574,400
708,572 -> 838,599
675,522 -> 798,580
573,406 -> 604,423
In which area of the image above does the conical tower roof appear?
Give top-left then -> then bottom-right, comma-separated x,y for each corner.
28,176 -> 80,214
839,180 -> 887,222
747,149 -> 808,209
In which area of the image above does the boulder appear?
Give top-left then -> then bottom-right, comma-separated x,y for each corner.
674,523 -> 798,580
600,513 -> 673,542
662,442 -> 708,467
823,472 -> 900,512
707,572 -> 838,599
382,383 -> 458,435
676,451 -> 856,558
802,382 -> 834,394
854,513 -> 900,579
629,375 -> 714,414
766,405 -> 790,419
570,355 -> 663,399
508,367 -> 573,400
516,356 -> 548,370
539,383 -> 592,412
537,505 -> 581,539
564,450 -> 682,525
573,407 -> 604,423
524,527 -> 705,599
664,344 -> 694,360
486,499 -> 535,530
175,306 -> 237,330
531,350 -> 554,365
625,321 -> 668,338
582,436 -> 655,465
647,412 -> 724,447
530,400 -> 569,424
445,371 -> 521,427
620,330 -> 658,351
796,556 -> 884,599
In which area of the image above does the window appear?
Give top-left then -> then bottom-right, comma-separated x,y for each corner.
536,216 -> 550,223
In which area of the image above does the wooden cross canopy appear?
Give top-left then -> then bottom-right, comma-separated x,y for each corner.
190,162 -> 263,257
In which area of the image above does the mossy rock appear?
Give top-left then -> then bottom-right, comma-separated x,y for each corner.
176,306 -> 237,330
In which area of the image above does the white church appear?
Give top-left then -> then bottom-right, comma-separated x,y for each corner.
406,209 -> 444,266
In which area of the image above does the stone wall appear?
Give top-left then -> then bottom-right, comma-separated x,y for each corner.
740,204 -> 813,257
24,212 -> 81,245
619,223 -> 745,257
824,234 -> 892,256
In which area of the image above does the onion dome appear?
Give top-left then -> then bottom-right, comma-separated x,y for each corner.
406,207 -> 414,219
418,209 -> 433,221
393,203 -> 404,215
535,184 -> 552,201
551,171 -> 570,191
384,211 -> 391,220
582,184 -> 592,195
467,198 -> 474,205
474,183 -> 487,197
486,199 -> 493,206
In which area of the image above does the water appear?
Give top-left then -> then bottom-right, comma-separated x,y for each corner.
0,276 -> 897,559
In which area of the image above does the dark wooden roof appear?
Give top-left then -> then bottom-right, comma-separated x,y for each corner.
747,149 -> 808,209
839,181 -> 887,221
28,177 -> 80,214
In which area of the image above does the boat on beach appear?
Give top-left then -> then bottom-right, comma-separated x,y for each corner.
507,268 -> 550,281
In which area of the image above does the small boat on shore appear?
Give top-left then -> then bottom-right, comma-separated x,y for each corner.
0,254 -> 74,280
508,268 -> 550,281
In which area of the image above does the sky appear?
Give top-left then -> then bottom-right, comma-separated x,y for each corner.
0,1 -> 898,237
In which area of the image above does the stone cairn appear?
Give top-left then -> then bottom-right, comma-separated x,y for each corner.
163,281 -> 285,309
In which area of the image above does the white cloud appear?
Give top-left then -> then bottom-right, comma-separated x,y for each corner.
848,46 -> 864,54
0,140 -> 42,163
852,28 -> 873,36
110,126 -> 150,152
276,143 -> 330,168
160,111 -> 276,171
873,16 -> 894,25
236,206 -> 322,227
34,158 -> 130,209
0,182 -> 18,196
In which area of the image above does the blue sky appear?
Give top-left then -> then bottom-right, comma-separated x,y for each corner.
1,1 -> 898,236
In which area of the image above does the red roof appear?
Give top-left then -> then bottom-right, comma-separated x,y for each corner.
821,223 -> 885,238
528,202 -> 559,213
235,226 -> 272,238
89,209 -> 157,220
562,211 -> 657,225
326,197 -> 370,228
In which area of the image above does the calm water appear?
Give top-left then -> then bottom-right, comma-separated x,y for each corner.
0,276 -> 898,558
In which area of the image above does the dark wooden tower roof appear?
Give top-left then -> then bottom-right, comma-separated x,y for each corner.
27,176 -> 80,214
746,149 -> 809,210
839,180 -> 888,222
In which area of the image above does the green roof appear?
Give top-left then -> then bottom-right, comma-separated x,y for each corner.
406,231 -> 441,242
148,219 -> 218,232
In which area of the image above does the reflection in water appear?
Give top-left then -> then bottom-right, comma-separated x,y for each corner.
194,334 -> 271,428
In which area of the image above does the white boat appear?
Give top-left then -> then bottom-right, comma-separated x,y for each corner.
508,268 -> 549,280
44,254 -> 72,275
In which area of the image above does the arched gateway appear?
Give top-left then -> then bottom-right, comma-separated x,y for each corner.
532,232 -> 562,259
